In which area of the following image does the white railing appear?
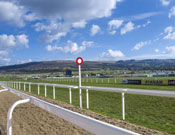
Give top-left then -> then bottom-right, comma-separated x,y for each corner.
1,86 -> 139,135
1,81 -> 175,121
7,98 -> 30,135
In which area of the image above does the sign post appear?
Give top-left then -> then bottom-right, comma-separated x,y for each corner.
76,57 -> 83,108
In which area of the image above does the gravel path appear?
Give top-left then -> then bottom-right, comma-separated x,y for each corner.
0,89 -> 168,135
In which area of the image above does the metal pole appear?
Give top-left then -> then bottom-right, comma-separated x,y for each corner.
45,85 -> 47,97
79,65 -> 82,108
53,86 -> 55,99
86,89 -> 89,109
7,98 -> 30,135
69,88 -> 72,104
38,84 -> 40,95
122,92 -> 125,120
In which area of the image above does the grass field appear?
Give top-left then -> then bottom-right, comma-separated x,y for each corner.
6,80 -> 175,134
10,77 -> 175,91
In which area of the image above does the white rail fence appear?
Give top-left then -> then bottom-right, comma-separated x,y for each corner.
0,86 -> 139,135
1,81 -> 175,121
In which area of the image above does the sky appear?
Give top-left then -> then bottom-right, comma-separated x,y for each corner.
0,0 -> 175,66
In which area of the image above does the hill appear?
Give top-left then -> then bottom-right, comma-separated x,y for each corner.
0,59 -> 175,73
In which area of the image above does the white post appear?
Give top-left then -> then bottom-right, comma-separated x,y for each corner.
24,83 -> 26,91
53,86 -> 55,99
79,65 -> 82,108
122,92 -> 125,120
19,82 -> 21,90
45,85 -> 47,97
29,83 -> 31,92
86,89 -> 89,109
38,84 -> 40,95
7,98 -> 30,135
16,82 -> 18,89
69,88 -> 72,104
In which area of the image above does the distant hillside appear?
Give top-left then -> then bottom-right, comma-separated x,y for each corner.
0,59 -> 175,73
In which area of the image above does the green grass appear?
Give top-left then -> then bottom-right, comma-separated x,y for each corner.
13,77 -> 175,91
11,82 -> 175,134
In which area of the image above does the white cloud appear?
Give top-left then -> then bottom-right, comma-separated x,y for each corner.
16,0 -> 118,22
0,1 -> 25,27
34,22 -> 70,43
155,49 -> 159,53
46,40 -> 93,54
0,50 -> 8,56
72,20 -> 87,28
108,19 -> 123,35
120,22 -> 134,35
122,12 -> 161,21
108,19 -> 123,29
160,0 -> 170,6
102,49 -> 124,59
0,34 -> 29,49
24,13 -> 38,21
132,41 -> 151,51
142,20 -> 151,27
169,6 -> 175,18
163,26 -> 175,40
0,57 -> 11,65
90,24 -> 101,36
16,34 -> 29,48
1,0 -> 121,42
0,34 -> 29,64
129,46 -> 175,60
165,46 -> 175,54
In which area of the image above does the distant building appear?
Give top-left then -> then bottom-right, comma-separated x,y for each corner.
66,69 -> 72,77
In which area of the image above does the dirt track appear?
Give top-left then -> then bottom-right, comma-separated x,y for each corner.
0,91 -> 93,135
0,90 -> 167,135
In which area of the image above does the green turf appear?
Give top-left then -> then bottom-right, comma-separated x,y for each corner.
13,77 -> 175,91
10,82 -> 175,134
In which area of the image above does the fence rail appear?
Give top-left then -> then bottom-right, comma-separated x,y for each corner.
1,81 -> 175,121
1,85 -> 139,135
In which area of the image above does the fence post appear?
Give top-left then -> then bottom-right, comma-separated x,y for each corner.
45,85 -> 47,97
29,83 -> 31,92
86,89 -> 89,109
38,84 -> 40,95
53,86 -> 55,99
122,92 -> 125,120
19,82 -> 21,90
69,88 -> 72,104
24,83 -> 26,91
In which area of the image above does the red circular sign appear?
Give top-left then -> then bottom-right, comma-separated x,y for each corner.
76,57 -> 83,65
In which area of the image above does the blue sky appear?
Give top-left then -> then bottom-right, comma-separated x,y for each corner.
0,0 -> 175,66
